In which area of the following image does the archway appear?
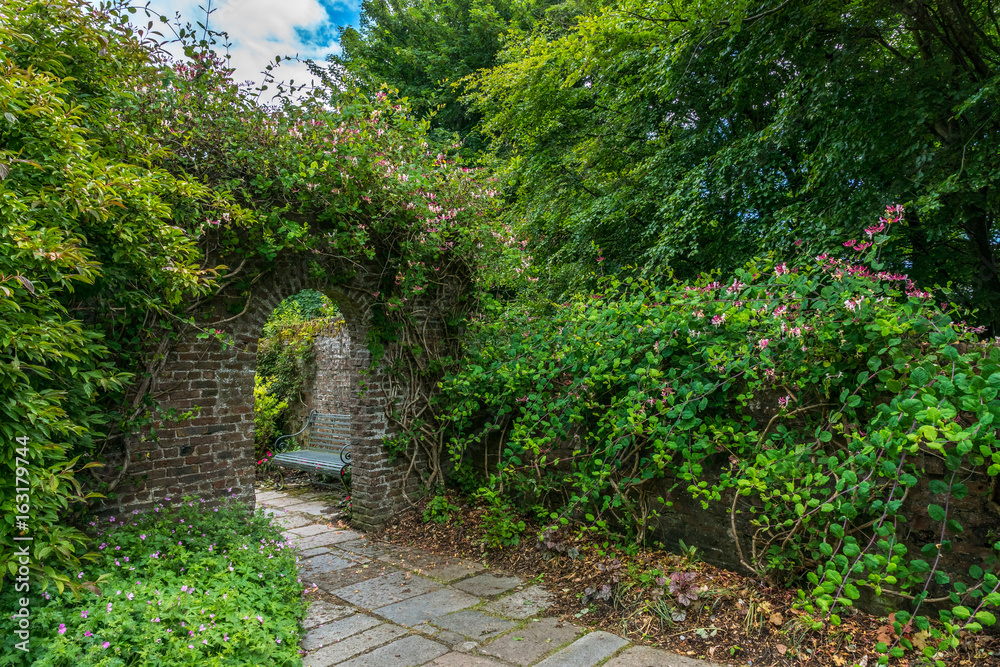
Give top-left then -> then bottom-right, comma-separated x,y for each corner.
101,254 -> 435,530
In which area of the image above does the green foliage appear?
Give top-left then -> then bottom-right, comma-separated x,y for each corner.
0,0 -> 240,592
466,0 -> 1000,323
254,377 -> 290,465
476,485 -> 527,547
0,496 -> 304,665
440,207 -> 1000,659
1,0 -> 504,591
422,491 -> 461,524
329,0 -> 557,149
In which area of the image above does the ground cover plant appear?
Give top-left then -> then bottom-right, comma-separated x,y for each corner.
435,207 -> 1000,664
0,496 -> 304,666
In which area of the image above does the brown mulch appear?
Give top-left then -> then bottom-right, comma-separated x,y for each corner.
369,494 -> 1000,667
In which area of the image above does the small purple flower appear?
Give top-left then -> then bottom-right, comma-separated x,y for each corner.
58,624 -> 66,635
103,642 -> 110,649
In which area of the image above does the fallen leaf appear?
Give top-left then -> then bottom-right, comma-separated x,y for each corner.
832,656 -> 846,666
913,630 -> 929,650
776,644 -> 787,655
770,612 -> 783,626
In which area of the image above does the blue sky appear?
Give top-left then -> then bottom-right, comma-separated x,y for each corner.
160,0 -> 361,87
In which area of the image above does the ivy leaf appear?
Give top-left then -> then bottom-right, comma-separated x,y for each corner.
927,504 -> 947,522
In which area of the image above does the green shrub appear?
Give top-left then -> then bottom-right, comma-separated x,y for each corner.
0,497 -> 305,666
422,492 -> 460,524
441,207 -> 1000,660
476,486 -> 526,548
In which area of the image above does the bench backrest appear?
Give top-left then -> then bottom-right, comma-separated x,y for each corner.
305,412 -> 351,452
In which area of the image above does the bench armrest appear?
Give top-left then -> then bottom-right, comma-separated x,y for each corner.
273,411 -> 315,453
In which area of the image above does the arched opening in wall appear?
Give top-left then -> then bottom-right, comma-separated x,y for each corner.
253,288 -> 352,491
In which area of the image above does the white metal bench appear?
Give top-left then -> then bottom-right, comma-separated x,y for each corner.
271,411 -> 351,490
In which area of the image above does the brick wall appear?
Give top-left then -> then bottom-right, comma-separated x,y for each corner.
102,256 -> 434,531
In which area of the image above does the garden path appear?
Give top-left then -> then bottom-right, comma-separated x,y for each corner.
258,488 -> 718,667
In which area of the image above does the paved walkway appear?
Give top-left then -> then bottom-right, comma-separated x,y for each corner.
258,488 -> 716,667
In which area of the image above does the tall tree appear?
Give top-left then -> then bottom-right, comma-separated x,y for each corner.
330,0 -> 559,149
467,0 -> 1000,324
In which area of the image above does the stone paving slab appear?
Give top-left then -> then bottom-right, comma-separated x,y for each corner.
292,529 -> 364,550
479,617 -> 582,666
335,538 -> 399,559
377,549 -> 486,583
289,523 -> 337,537
274,513 -> 316,529
260,494 -> 318,508
299,546 -> 332,558
332,570 -> 442,608
430,610 -> 515,641
282,500 -> 342,516
374,588 -> 481,627
307,562 -> 400,591
302,623 -> 408,667
301,612 -> 382,651
300,552 -> 369,577
303,600 -> 354,630
431,652 -> 510,666
533,631 -> 630,667
483,586 -> 554,619
453,574 -> 522,597
604,646 -> 716,666
336,635 -> 450,667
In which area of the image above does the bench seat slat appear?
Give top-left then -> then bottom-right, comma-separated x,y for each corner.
272,449 -> 348,473
272,412 -> 352,489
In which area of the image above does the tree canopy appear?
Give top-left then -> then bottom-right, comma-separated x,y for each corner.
463,0 -> 1000,323
330,0 -> 560,149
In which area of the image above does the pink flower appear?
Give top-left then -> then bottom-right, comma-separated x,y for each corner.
85,630 -> 93,637
81,610 -> 89,619
758,339 -> 770,350
103,642 -> 110,649
58,624 -> 66,635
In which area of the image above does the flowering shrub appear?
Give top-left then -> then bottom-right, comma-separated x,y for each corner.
0,497 -> 304,666
441,207 -> 999,663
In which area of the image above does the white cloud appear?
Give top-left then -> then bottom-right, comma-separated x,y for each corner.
153,0 -> 356,88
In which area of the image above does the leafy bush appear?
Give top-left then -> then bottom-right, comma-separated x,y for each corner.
0,496 -> 305,666
476,486 -> 526,548
441,206 -> 1000,662
422,492 -> 461,524
0,0 -> 240,591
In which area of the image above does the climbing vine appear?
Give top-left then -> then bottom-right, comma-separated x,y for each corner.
438,206 -> 1000,664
